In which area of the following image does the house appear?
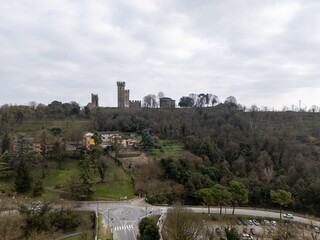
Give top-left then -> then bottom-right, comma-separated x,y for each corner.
83,132 -> 95,149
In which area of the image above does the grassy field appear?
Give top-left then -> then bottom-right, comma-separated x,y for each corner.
149,139 -> 184,156
95,162 -> 135,200
98,213 -> 112,240
41,159 -> 135,201
42,160 -> 79,200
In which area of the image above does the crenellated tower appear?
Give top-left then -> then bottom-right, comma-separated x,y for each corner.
117,81 -> 139,109
91,93 -> 99,107
117,81 -> 126,108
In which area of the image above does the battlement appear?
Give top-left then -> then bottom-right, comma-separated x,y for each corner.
117,81 -> 126,86
125,89 -> 130,94
129,100 -> 141,109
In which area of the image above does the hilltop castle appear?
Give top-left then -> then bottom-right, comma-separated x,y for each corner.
86,93 -> 99,110
117,82 -> 141,109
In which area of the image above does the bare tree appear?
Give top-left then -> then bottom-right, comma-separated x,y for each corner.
164,205 -> 203,240
143,94 -> 158,108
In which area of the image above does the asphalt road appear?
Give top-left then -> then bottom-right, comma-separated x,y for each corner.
78,199 -> 320,240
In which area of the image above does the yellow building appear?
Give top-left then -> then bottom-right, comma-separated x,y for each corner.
83,132 -> 95,149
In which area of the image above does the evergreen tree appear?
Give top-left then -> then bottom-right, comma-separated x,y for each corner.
16,134 -> 28,161
97,159 -> 107,183
1,132 -> 10,154
141,129 -> 155,150
52,141 -> 64,168
15,159 -> 32,193
139,217 -> 160,240
76,154 -> 95,200
33,179 -> 44,197
0,151 -> 14,178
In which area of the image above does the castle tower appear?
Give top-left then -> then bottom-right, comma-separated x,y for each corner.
91,94 -> 99,107
117,81 -> 126,108
124,89 -> 130,108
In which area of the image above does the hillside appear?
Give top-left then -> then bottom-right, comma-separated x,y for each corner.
1,104 -> 320,216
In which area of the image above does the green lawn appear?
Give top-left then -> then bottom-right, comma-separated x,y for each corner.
42,159 -> 134,201
95,162 -> 134,200
149,140 -> 184,156
42,160 -> 79,200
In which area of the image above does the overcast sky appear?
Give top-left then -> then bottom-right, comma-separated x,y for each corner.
1,0 -> 320,110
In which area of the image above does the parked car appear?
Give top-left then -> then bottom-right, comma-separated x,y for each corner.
263,219 -> 270,225
253,219 -> 260,226
215,227 -> 222,235
241,219 -> 248,225
236,218 -> 242,225
250,228 -> 257,236
271,220 -> 277,226
247,219 -> 253,225
315,227 -> 320,233
241,233 -> 253,240
283,213 -> 294,219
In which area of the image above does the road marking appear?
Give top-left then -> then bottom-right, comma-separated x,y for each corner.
114,225 -> 134,232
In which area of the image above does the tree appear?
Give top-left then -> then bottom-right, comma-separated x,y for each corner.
143,94 -> 157,108
211,95 -> 219,106
211,184 -> 232,215
1,132 -> 10,154
224,96 -> 237,107
33,179 -> 44,197
229,180 -> 248,215
225,226 -> 240,240
40,131 -> 47,179
270,189 -> 292,220
199,188 -> 213,214
141,129 -> 155,150
0,151 -> 13,178
76,154 -> 95,200
165,206 -> 203,240
97,159 -> 107,183
196,94 -> 207,107
15,159 -> 32,193
178,96 -> 194,108
51,141 -> 64,168
139,217 -> 160,240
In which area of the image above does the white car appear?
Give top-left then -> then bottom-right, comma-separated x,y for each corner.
263,219 -> 270,225
283,213 -> 294,219
241,233 -> 253,240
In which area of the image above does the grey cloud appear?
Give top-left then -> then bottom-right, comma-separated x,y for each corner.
0,0 -> 320,109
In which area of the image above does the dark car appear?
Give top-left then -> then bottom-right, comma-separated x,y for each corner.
253,219 -> 260,226
215,227 -> 222,235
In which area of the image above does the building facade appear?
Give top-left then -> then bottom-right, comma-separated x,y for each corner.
117,82 -> 130,108
117,81 -> 141,109
160,97 -> 176,108
91,94 -> 99,108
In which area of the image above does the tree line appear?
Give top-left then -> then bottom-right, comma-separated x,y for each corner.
89,105 -> 320,216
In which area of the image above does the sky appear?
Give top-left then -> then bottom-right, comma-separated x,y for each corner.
1,0 -> 320,110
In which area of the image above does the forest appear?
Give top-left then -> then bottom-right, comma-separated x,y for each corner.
1,101 -> 320,216
89,104 -> 320,216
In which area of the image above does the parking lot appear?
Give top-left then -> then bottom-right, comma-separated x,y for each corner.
210,217 -> 320,240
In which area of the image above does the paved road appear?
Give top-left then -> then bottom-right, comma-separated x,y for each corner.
78,199 -> 320,240
79,199 -> 164,240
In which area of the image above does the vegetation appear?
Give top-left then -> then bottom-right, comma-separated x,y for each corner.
270,189 -> 292,220
1,101 -> 320,216
139,217 -> 160,240
164,206 -> 203,240
87,106 -> 320,216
